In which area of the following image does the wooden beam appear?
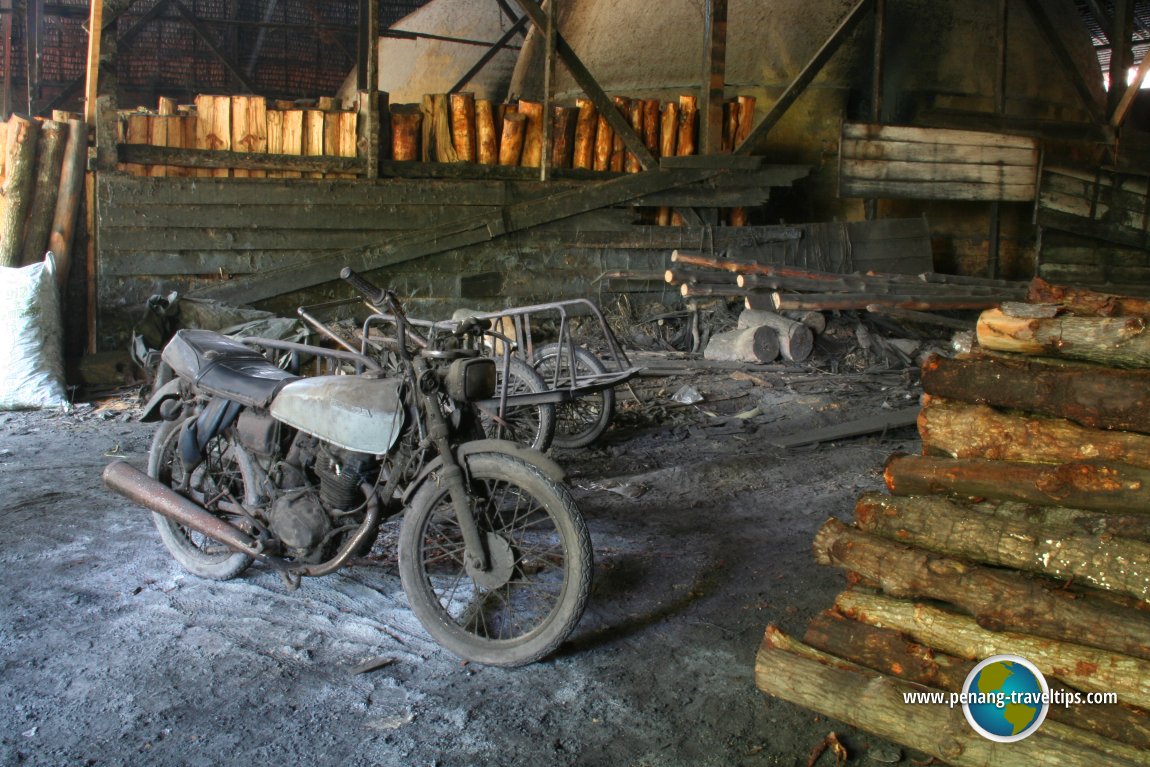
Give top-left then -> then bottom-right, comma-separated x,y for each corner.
1111,53 -> 1150,128
170,0 -> 256,94
25,0 -> 42,113
118,144 -> 362,174
1017,0 -> 1105,124
1108,0 -> 1135,118
994,0 -> 1008,115
871,0 -> 885,122
735,0 -> 874,155
83,0 -> 102,123
194,167 -> 720,304
509,0 -> 656,170
699,0 -> 728,155
540,0 -> 556,181
450,13 -> 529,94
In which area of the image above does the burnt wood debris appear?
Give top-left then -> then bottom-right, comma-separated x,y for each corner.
757,279 -> 1150,766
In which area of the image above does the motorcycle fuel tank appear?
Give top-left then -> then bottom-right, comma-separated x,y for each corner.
270,376 -> 404,455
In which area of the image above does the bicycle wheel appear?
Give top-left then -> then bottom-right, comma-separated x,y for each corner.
532,343 -> 616,449
399,453 -> 592,667
480,356 -> 556,452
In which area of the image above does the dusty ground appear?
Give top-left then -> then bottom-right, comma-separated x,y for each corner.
0,326 -> 933,767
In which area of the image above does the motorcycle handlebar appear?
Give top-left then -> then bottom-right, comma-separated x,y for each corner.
339,267 -> 387,306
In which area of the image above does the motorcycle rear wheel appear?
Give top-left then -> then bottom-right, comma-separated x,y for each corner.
480,356 -> 556,452
532,343 -> 615,449
399,453 -> 592,667
147,414 -> 255,580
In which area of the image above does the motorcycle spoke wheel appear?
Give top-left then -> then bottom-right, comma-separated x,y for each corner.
532,343 -> 616,449
399,453 -> 591,667
147,415 -> 254,580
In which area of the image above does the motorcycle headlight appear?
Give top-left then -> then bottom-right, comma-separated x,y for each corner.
446,358 -> 496,402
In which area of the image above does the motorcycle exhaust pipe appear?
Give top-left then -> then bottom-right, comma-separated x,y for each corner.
102,460 -> 263,558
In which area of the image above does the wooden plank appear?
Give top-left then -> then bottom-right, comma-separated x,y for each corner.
842,158 -> 1036,185
99,249 -> 344,277
230,95 -> 267,178
842,178 -> 1036,202
100,203 -> 502,231
194,94 -> 231,178
840,137 -> 1036,166
99,227 -> 399,252
767,406 -> 920,448
118,144 -> 361,175
842,122 -> 1038,149
194,167 -> 721,304
1038,208 -> 1149,250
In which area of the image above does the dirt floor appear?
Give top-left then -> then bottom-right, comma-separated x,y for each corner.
0,322 -> 936,767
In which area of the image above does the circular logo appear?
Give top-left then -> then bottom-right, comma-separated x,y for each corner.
961,655 -> 1049,742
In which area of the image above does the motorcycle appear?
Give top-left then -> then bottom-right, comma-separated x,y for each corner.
103,268 -> 593,667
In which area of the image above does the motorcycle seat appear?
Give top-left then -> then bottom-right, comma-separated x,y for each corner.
162,329 -> 300,409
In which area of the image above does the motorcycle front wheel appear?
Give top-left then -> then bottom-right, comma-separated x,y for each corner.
147,414 -> 255,580
399,453 -> 592,667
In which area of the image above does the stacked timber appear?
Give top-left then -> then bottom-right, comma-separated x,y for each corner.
117,94 -> 360,179
669,250 -> 1027,313
756,279 -> 1150,766
0,112 -> 88,285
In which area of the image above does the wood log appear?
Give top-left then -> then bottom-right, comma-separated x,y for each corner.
676,94 -> 697,156
867,304 -> 975,331
450,92 -> 477,163
920,353 -> 1150,434
518,99 -> 544,168
390,104 -> 422,162
550,105 -> 577,169
680,283 -> 748,299
0,120 -> 7,180
625,100 -> 643,173
969,498 -> 1150,544
231,95 -> 267,178
919,397 -> 1150,470
48,118 -> 87,286
757,624 -> 1146,767
641,99 -> 660,157
474,99 -> 497,166
735,95 -> 756,146
268,108 -> 304,178
783,310 -> 826,334
1028,276 -> 1150,317
498,113 -> 526,167
572,98 -> 597,170
723,98 -> 739,153
805,607 -> 1150,752
663,267 -> 734,286
610,96 -> 629,173
735,309 -> 813,361
20,119 -> 66,266
776,292 -> 1002,312
885,453 -> 1150,515
194,95 -> 231,178
978,308 -> 1150,368
703,326 -> 779,363
303,108 -> 326,178
836,590 -> 1150,713
814,518 -> 1150,659
122,113 -> 151,176
0,114 -> 41,268
659,101 -> 679,159
592,106 -> 613,171
325,110 -> 358,178
854,491 -> 1150,601
420,94 -> 434,163
429,94 -> 459,164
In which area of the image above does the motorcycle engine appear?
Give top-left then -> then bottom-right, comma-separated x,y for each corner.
268,441 -> 379,562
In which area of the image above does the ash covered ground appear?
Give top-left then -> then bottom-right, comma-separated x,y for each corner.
0,336 -> 932,766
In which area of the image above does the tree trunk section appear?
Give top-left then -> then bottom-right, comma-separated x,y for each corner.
805,607 -> 1150,752
641,98 -> 660,157
20,119 -> 66,266
1028,277 -> 1150,317
625,100 -> 643,173
757,625 -> 1145,767
518,99 -> 544,168
884,453 -> 1150,515
735,309 -> 813,361
968,498 -> 1150,544
814,518 -> 1150,660
593,107 -> 613,172
919,397 -> 1150,469
550,105 -> 577,169
474,99 -> 497,166
429,94 -> 458,164
784,310 -> 826,334
703,325 -> 780,363
48,117 -> 87,286
0,114 -> 40,268
854,491 -> 1150,602
676,94 -> 697,156
977,308 -> 1150,368
390,104 -> 422,162
836,590 -> 1150,713
449,92 -> 476,164
609,96 -> 629,173
775,292 -> 1000,312
498,113 -> 526,167
572,98 -> 597,170
920,353 -> 1150,434
195,95 -> 231,178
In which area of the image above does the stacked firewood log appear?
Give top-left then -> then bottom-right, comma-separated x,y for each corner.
0,112 -> 88,283
757,278 -> 1150,766
668,250 -> 1027,312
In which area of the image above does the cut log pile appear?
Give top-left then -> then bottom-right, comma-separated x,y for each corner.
117,94 -> 359,179
757,278 -> 1150,766
667,249 -> 1028,313
0,112 -> 88,285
